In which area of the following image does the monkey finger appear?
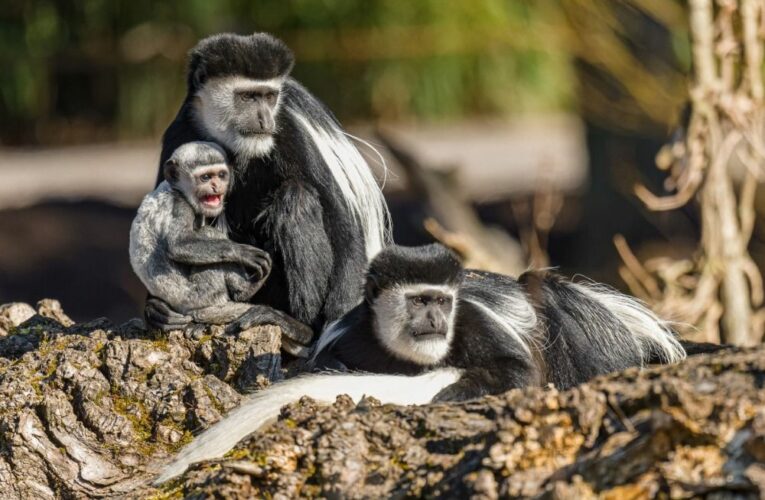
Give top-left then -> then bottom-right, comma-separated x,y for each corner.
225,311 -> 255,334
248,259 -> 266,276
432,383 -> 474,403
281,337 -> 310,358
145,308 -> 189,331
431,387 -> 456,403
185,323 -> 209,340
253,258 -> 272,281
146,297 -> 184,317
257,259 -> 272,278
247,249 -> 271,269
255,251 -> 272,268
261,251 -> 273,267
145,299 -> 192,330
225,306 -> 314,346
282,323 -> 314,346
256,253 -> 272,269
242,255 -> 268,273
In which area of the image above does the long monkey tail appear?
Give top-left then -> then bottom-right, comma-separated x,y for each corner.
154,368 -> 462,484
568,281 -> 687,364
519,270 -> 686,366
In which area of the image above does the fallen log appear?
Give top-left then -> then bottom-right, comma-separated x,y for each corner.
0,300 -> 762,498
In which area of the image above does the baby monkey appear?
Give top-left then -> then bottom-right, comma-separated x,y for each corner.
130,141 -> 271,324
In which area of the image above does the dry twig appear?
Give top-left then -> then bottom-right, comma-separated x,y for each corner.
622,0 -> 765,345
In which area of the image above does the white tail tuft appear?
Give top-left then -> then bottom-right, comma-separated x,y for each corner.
571,283 -> 686,364
155,369 -> 461,484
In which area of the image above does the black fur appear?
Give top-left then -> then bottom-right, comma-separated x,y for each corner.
519,271 -> 642,388
311,267 -> 541,401
154,33 -> 370,339
312,303 -> 424,376
365,243 -> 463,299
187,33 -> 294,91
312,244 -> 691,402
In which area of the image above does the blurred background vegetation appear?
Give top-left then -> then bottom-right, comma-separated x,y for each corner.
2,0 -> 735,328
1,0 -> 688,143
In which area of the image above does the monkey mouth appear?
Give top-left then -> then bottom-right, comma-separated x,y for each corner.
238,128 -> 272,137
200,195 -> 223,207
412,331 -> 446,340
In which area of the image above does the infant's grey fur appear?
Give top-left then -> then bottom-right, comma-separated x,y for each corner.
130,142 -> 270,324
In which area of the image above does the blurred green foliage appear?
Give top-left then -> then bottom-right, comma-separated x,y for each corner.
0,0 -> 574,145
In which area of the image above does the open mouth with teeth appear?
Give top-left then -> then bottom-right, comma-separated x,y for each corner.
200,194 -> 223,208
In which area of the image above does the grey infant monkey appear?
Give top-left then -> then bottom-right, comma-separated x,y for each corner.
130,141 -> 271,324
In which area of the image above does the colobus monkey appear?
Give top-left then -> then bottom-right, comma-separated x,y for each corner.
130,142 -> 312,351
311,244 -> 688,399
147,32 -> 391,342
156,244 -> 688,483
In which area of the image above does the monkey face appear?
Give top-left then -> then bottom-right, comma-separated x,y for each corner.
404,291 -> 453,340
164,142 -> 232,219
195,76 -> 283,159
372,285 -> 457,366
190,165 -> 230,218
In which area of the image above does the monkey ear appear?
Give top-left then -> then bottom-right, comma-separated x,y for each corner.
191,61 -> 207,90
364,274 -> 380,301
164,159 -> 178,183
186,50 -> 208,91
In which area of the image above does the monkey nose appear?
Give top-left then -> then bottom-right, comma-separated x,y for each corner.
427,313 -> 438,329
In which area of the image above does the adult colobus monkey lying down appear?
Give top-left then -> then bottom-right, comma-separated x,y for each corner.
157,244 -> 698,483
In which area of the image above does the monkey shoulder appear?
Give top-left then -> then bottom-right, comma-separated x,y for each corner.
132,183 -> 179,239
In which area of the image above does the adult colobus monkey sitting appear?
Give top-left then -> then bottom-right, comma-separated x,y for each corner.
156,244 -> 690,483
145,32 -> 391,348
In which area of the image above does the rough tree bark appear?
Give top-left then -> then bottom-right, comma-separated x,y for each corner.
167,347 -> 765,499
0,300 -> 284,498
0,301 -> 763,498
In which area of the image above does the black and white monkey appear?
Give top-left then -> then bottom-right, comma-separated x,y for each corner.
156,243 -> 691,483
146,32 -> 391,346
130,142 -> 312,351
312,243 -> 688,399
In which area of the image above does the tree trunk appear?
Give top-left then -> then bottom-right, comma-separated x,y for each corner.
0,299 -> 283,498
1,301 -> 763,498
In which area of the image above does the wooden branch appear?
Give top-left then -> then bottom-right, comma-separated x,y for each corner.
689,0 -> 718,90
375,128 -> 527,276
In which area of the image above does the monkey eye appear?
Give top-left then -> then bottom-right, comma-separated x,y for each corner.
200,174 -> 212,182
266,92 -> 278,104
219,171 -> 228,180
411,296 -> 424,306
436,297 -> 446,305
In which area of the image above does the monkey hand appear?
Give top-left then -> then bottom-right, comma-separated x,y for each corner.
431,373 -> 487,402
225,305 -> 314,358
431,382 -> 474,403
237,245 -> 272,281
144,296 -> 193,331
